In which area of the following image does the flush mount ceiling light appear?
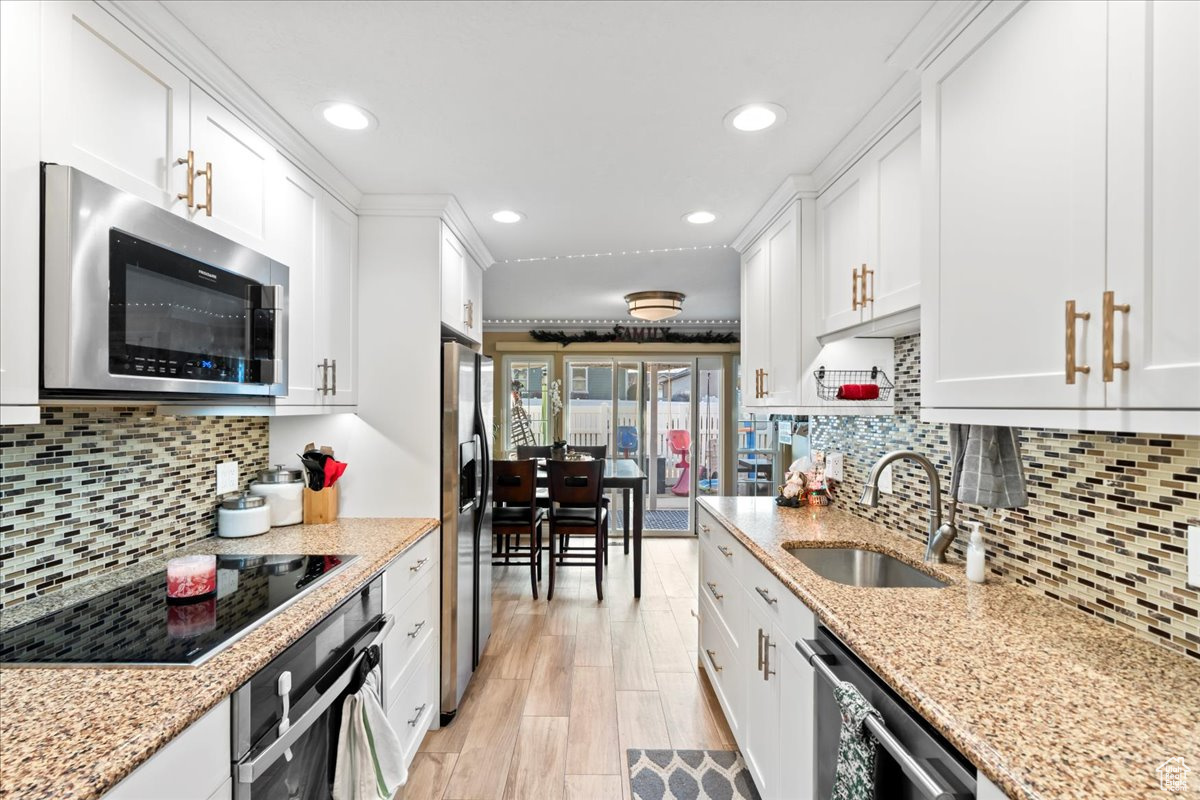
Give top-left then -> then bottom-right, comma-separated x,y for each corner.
625,290 -> 686,321
314,101 -> 377,131
683,210 -> 717,225
491,210 -> 524,224
724,102 -> 787,132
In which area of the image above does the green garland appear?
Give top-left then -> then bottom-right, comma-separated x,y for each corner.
529,325 -> 738,346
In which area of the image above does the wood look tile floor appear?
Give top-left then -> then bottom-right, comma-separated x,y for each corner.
407,538 -> 734,800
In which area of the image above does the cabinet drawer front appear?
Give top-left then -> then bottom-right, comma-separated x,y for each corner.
383,531 -> 438,611
738,553 -> 815,641
386,636 -> 438,765
697,509 -> 742,574
103,700 -> 229,800
383,568 -> 437,706
698,588 -> 742,739
699,537 -> 742,648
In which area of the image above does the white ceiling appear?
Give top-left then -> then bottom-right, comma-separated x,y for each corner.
162,0 -> 932,323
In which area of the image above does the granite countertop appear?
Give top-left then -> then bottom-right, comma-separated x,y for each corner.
0,517 -> 439,800
699,497 -> 1200,800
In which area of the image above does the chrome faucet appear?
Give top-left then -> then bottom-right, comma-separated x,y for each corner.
858,450 -> 958,563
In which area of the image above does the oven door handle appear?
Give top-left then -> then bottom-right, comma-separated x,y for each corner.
237,614 -> 394,784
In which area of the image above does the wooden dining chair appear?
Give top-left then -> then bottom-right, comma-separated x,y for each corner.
546,459 -> 607,601
516,445 -> 553,509
566,444 -> 620,555
491,459 -> 546,599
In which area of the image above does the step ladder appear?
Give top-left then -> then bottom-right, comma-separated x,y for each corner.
510,381 -> 538,448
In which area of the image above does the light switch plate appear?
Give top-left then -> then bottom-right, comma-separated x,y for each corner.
878,464 -> 894,494
826,452 -> 844,482
1189,525 -> 1199,589
216,460 -> 238,495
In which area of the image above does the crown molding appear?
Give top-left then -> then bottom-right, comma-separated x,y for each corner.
886,0 -> 988,72
102,1 -> 363,210
730,175 -> 816,253
358,194 -> 495,268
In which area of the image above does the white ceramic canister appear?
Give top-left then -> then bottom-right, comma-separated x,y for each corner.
216,492 -> 272,538
248,464 -> 305,526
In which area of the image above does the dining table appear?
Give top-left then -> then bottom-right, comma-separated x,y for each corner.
535,458 -> 648,598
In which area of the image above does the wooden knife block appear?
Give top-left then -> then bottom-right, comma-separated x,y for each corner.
302,485 -> 339,524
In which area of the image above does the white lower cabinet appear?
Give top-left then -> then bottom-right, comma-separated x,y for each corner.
697,508 -> 817,800
101,699 -> 230,800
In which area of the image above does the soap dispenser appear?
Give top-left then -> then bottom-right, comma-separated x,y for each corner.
965,521 -> 987,583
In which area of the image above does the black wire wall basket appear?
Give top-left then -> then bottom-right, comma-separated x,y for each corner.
813,366 -> 894,401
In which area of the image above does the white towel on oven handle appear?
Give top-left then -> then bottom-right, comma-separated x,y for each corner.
333,667 -> 407,800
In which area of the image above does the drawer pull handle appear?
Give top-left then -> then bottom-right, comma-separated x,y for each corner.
410,558 -> 429,573
705,649 -> 723,673
717,545 -> 733,559
755,586 -> 778,605
700,523 -> 710,533
407,620 -> 426,639
706,581 -> 724,601
407,703 -> 427,727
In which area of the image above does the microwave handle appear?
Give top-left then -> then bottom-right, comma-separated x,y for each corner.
248,284 -> 284,385
237,614 -> 394,783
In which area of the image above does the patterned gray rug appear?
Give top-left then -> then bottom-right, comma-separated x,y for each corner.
612,509 -> 691,531
627,749 -> 761,800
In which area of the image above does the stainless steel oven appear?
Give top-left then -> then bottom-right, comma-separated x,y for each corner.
42,164 -> 289,398
232,575 -> 388,800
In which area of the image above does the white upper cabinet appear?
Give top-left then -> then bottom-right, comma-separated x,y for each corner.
922,0 -> 1199,427
41,1 -> 191,211
1106,0 -> 1200,409
269,161 -> 321,408
319,197 -> 359,407
817,107 -> 921,336
188,87 -> 276,253
922,0 -> 1109,410
441,223 -> 483,343
740,202 -> 800,407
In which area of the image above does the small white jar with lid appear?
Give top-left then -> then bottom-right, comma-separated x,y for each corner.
217,492 -> 272,538
248,464 -> 305,526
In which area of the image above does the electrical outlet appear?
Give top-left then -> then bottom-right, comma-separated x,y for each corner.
878,464 -> 894,494
826,452 -> 844,482
1189,525 -> 1200,589
216,460 -> 239,495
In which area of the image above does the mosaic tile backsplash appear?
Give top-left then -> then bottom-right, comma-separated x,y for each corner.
811,335 -> 1199,661
0,408 -> 268,607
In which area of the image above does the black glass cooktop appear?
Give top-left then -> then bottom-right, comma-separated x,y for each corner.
0,554 -> 355,666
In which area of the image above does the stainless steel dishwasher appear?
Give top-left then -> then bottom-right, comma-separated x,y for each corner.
796,626 -> 976,800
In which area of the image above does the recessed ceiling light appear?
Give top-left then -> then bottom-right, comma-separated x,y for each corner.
314,101 -> 377,131
492,210 -> 524,224
724,102 -> 787,133
684,211 -> 717,225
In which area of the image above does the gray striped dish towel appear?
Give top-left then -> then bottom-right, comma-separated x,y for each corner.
948,425 -> 1028,508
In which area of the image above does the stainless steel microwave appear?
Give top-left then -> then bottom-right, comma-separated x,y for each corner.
41,165 -> 289,398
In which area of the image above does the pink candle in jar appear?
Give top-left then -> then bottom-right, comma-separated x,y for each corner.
167,555 -> 217,601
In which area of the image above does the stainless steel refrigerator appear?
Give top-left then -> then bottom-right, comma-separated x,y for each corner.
440,341 -> 493,724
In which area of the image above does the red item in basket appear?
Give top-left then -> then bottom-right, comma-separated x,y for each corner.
835,383 -> 880,400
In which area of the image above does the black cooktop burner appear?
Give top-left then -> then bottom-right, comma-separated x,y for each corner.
0,554 -> 355,666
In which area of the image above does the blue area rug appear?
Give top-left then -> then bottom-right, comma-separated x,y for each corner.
612,509 -> 691,531
627,749 -> 761,800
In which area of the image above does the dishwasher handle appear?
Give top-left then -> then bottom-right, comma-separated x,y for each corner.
238,614 -> 395,783
795,639 -> 964,800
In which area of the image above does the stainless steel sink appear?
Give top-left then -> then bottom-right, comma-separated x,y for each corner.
785,547 -> 949,589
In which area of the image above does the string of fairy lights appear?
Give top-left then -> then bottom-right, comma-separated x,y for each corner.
500,243 -> 729,264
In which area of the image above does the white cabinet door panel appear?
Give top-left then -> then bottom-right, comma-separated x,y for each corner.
321,198 -> 359,406
765,213 -> 798,405
741,241 -> 769,407
190,88 -> 274,252
1107,0 -> 1200,408
923,0 -> 1107,408
777,625 -> 817,800
102,700 -> 229,800
871,112 -> 922,319
270,162 -> 320,407
462,255 -> 483,342
42,1 -> 190,211
440,224 -> 465,335
741,596 -> 780,799
818,171 -> 867,334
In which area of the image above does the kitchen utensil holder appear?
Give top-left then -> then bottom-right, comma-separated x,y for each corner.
303,484 -> 339,524
813,366 -> 894,401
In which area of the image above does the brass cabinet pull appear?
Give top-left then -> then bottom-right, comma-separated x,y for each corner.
176,150 -> 195,207
1065,300 -> 1091,384
195,160 -> 213,216
851,266 -> 859,311
705,648 -> 723,673
760,369 -> 768,397
706,581 -> 723,601
861,264 -> 874,307
717,545 -> 733,559
1102,290 -> 1130,382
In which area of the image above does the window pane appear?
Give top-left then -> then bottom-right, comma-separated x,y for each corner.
504,357 -> 551,452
